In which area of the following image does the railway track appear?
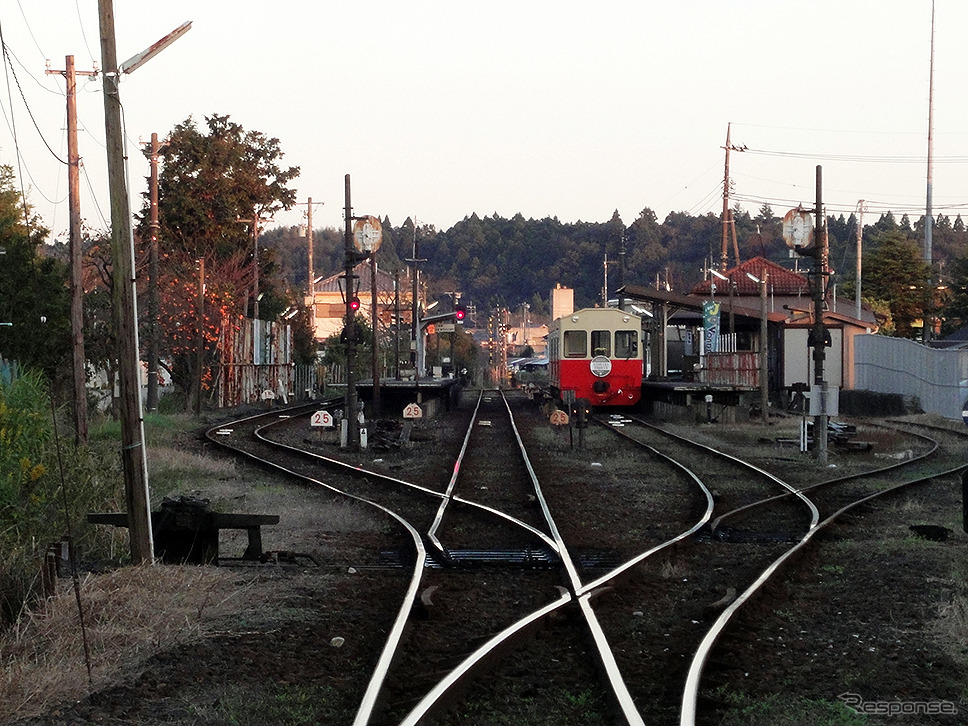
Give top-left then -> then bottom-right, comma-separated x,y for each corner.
206,391 -> 657,724
203,395 -> 966,724
587,412 -> 966,725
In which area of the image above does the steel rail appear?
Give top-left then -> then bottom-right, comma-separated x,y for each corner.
397,588 -> 574,726
254,412 -> 560,552
425,389 -> 484,555
204,414 -> 427,726
622,414 -> 820,532
680,459 -> 967,725
502,392 -> 647,726
578,419 -> 715,596
708,421 -> 939,531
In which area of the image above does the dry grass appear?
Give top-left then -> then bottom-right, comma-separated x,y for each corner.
0,564 -> 252,723
933,594 -> 968,664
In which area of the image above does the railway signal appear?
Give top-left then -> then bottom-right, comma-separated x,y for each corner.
349,297 -> 361,312
455,305 -> 466,322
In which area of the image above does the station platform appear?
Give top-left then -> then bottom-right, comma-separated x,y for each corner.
356,377 -> 462,418
641,378 -> 757,408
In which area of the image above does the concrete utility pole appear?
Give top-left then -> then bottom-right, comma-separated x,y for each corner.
47,56 -> 94,445
98,0 -> 153,563
924,0 -> 936,343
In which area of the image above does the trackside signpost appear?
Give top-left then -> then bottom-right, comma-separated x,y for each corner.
404,403 -> 423,419
311,410 -> 334,428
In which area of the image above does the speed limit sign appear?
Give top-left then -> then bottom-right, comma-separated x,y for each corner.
311,410 -> 334,428
549,409 -> 569,426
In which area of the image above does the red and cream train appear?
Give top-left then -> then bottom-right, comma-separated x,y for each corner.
547,307 -> 644,407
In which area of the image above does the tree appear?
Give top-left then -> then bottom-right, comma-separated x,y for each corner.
863,229 -> 931,339
137,115 -> 300,404
0,165 -> 69,379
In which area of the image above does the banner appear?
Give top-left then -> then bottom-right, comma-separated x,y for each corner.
703,301 -> 721,354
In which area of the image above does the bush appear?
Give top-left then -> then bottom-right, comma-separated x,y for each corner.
0,372 -> 122,626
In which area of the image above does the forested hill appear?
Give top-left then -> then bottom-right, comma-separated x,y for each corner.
264,204 -> 968,319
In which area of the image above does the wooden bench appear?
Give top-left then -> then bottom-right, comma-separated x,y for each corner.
88,507 -> 279,564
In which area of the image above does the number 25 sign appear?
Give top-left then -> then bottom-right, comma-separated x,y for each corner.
311,410 -> 334,428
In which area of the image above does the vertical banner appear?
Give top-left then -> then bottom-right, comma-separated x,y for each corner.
703,301 -> 721,354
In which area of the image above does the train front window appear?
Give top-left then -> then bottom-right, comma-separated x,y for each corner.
615,330 -> 638,358
563,330 -> 587,358
591,330 -> 611,357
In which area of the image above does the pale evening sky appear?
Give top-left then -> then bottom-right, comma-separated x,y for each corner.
0,1 -> 965,243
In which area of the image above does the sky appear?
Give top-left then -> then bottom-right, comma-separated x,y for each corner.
0,1 -> 966,243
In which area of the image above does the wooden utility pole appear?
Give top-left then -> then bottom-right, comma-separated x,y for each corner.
195,258 -> 204,416
720,123 -> 745,270
251,213 -> 261,320
98,0 -> 153,563
759,272 -> 769,424
306,198 -> 314,299
47,56 -> 94,445
146,133 -> 161,412
370,254 -> 380,414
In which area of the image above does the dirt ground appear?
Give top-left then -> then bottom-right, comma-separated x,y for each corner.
5,396 -> 968,725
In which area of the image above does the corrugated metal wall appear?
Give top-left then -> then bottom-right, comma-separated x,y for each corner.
217,317 -> 295,407
855,334 -> 968,419
700,351 -> 759,387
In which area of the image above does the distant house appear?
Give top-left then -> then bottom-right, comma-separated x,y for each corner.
623,256 -> 879,393
306,261 -> 415,343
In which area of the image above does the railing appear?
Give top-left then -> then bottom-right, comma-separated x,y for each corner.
699,351 -> 759,387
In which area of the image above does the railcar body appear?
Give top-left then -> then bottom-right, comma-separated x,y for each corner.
548,307 -> 644,407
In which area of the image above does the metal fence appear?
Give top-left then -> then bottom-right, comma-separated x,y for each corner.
0,355 -> 17,386
699,351 -> 759,387
854,334 -> 968,419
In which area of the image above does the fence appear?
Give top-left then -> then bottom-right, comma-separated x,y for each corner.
699,351 -> 759,387
0,355 -> 17,386
854,334 -> 968,419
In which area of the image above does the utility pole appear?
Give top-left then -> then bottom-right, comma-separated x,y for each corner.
251,213 -> 261,320
47,56 -> 95,445
195,258 -> 204,415
394,269 -> 401,380
406,220 -> 424,381
720,123 -> 746,270
812,166 -> 829,464
306,197 -> 314,299
98,0 -> 153,563
146,133 -> 162,413
855,200 -> 866,321
343,175 -> 360,450
370,253 -> 380,414
924,0 -> 936,343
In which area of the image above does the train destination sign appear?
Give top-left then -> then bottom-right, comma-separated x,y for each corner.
589,355 -> 612,378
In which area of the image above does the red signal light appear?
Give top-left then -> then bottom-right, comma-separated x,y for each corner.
455,306 -> 466,321
349,297 -> 361,311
